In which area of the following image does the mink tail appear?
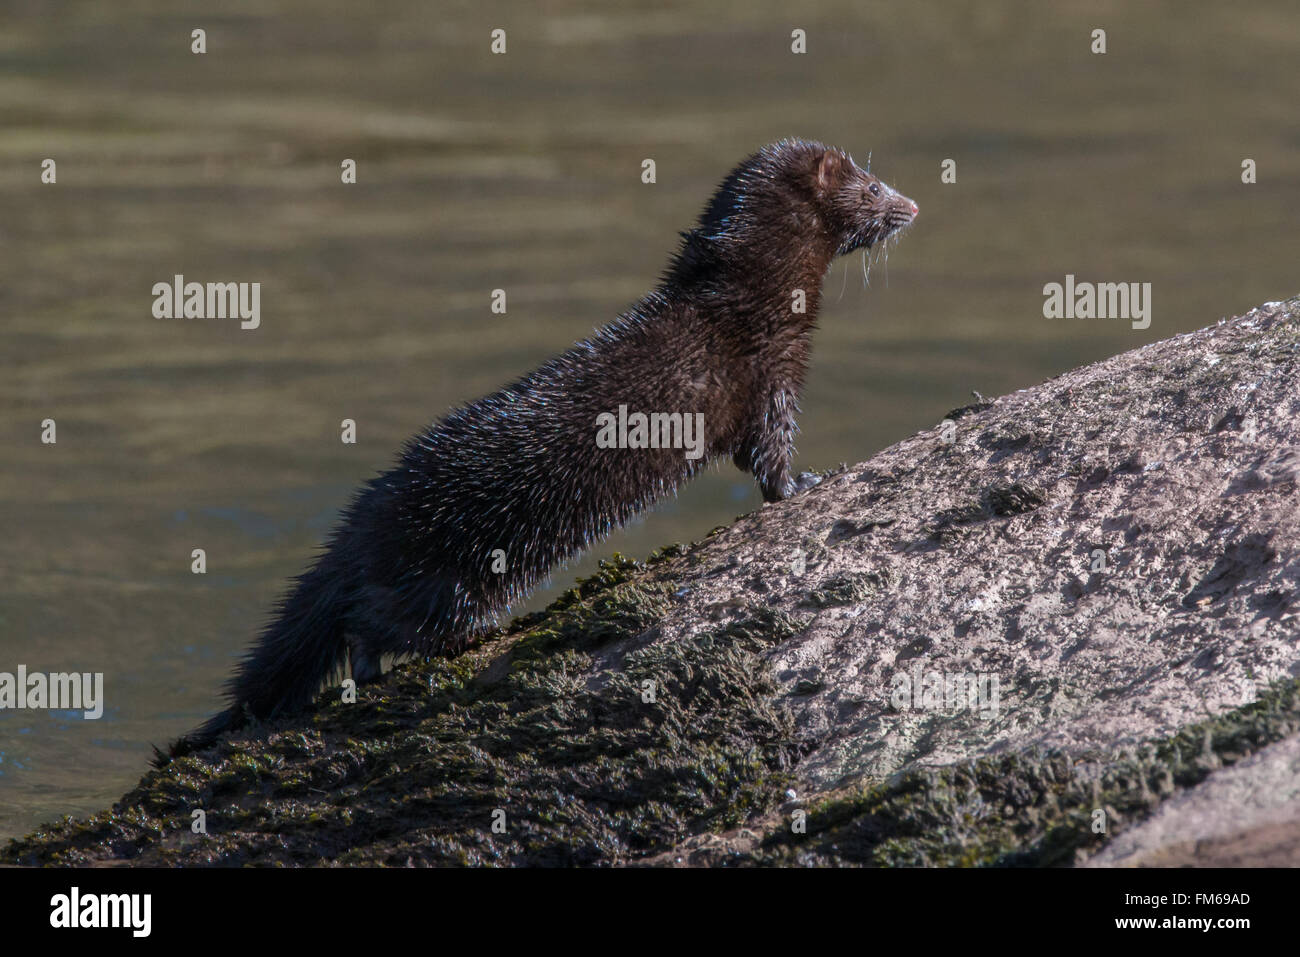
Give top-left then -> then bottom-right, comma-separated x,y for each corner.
153,554 -> 352,767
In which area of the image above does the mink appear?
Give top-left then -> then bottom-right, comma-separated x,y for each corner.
160,138 -> 917,762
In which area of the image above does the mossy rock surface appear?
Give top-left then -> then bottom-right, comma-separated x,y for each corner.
5,557 -> 803,866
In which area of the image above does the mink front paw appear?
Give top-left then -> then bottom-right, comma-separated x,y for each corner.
760,470 -> 823,503
790,471 -> 823,495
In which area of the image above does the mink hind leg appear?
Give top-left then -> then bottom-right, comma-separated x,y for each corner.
344,571 -> 477,683
341,585 -> 419,685
346,632 -> 384,684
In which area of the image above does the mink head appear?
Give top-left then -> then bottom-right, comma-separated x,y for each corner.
694,139 -> 917,264
811,146 -> 918,255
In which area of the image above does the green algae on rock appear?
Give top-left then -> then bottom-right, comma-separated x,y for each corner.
746,678 -> 1300,867
5,557 -> 801,866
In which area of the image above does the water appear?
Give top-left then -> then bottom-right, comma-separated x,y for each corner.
2,0 -> 1298,840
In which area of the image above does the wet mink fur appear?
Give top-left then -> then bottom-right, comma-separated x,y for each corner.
161,138 -> 917,763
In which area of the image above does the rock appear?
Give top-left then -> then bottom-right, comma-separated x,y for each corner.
6,296 -> 1300,867
1085,735 -> 1300,867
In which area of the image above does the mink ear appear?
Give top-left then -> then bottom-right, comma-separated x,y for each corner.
816,150 -> 843,190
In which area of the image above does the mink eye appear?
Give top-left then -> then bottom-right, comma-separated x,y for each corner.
868,183 -> 881,197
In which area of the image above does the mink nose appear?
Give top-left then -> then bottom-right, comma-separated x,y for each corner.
910,201 -> 919,217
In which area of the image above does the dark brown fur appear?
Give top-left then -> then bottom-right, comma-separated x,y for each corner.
160,138 -> 916,763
